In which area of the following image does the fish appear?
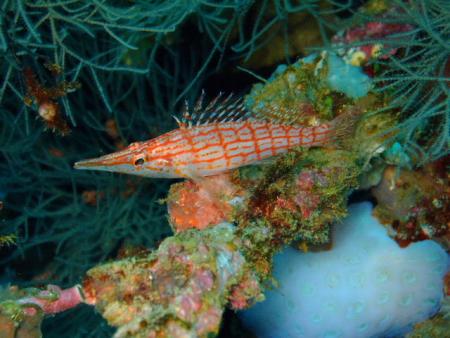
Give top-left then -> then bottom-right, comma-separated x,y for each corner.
74,93 -> 356,179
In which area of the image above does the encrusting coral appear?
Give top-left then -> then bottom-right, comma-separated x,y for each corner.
83,223 -> 262,338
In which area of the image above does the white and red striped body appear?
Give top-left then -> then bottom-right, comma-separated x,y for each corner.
146,120 -> 331,177
74,119 -> 332,178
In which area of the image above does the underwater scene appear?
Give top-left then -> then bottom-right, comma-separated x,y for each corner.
0,0 -> 449,337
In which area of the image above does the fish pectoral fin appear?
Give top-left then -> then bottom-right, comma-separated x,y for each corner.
173,163 -> 210,187
174,165 -> 226,208
174,166 -> 200,181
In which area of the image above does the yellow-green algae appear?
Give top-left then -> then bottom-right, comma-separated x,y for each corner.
406,296 -> 450,338
0,234 -> 16,247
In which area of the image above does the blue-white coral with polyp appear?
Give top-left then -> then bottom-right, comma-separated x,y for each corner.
239,202 -> 449,338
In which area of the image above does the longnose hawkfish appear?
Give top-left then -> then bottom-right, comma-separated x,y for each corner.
74,93 -> 356,178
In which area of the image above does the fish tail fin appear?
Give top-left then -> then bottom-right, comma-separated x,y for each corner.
327,107 -> 361,144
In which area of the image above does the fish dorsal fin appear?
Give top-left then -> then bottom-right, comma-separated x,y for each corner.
173,91 -> 253,130
252,103 -> 311,127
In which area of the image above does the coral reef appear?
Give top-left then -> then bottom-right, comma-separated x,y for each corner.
162,47 -> 398,279
0,0 -> 354,300
235,148 -> 361,278
1,0 -> 448,337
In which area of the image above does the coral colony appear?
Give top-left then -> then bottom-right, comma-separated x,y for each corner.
0,1 -> 449,338
239,203 -> 448,338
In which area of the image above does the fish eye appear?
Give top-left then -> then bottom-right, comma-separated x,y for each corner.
134,157 -> 145,166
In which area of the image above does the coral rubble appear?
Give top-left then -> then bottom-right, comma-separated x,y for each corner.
83,223 -> 262,337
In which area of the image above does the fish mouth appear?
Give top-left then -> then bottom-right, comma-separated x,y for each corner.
73,157 -> 108,170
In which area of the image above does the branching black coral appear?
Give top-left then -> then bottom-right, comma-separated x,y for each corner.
371,0 -> 450,164
1,0 -> 236,116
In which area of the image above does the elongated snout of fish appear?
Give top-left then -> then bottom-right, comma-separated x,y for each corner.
74,151 -> 131,171
74,157 -> 104,170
